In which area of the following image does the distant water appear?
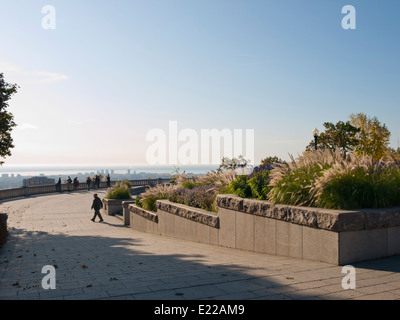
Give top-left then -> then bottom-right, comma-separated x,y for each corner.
0,165 -> 219,177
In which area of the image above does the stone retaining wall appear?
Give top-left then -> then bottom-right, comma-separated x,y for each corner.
216,195 -> 400,265
128,195 -> 400,265
129,201 -> 219,246
0,214 -> 8,247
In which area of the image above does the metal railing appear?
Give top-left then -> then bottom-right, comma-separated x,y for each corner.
0,178 -> 171,201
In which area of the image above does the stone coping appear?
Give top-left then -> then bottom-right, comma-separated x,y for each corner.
103,198 -> 132,203
216,194 -> 400,232
156,200 -> 219,229
129,204 -> 158,223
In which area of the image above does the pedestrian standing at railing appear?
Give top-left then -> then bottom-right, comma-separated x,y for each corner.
86,176 -> 92,191
106,174 -> 111,188
56,178 -> 62,193
67,176 -> 72,192
95,175 -> 100,189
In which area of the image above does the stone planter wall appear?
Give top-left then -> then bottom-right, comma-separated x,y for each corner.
128,194 -> 400,265
217,195 -> 400,265
129,201 -> 219,246
121,200 -> 137,225
102,198 -> 132,216
0,213 -> 8,247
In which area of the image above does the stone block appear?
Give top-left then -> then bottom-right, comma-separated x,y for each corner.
157,210 -> 166,236
276,220 -> 303,259
254,215 -> 276,255
185,218 -> 197,242
216,194 -> 243,211
303,227 -> 339,265
218,207 -> 236,248
209,227 -> 219,246
235,210 -> 254,251
157,200 -> 219,228
196,223 -> 210,244
364,208 -> 400,229
131,212 -> 146,232
387,227 -> 400,256
146,219 -> 158,235
102,198 -> 127,216
339,229 -> 387,265
164,210 -> 175,238
122,201 -> 136,225
174,214 -> 185,240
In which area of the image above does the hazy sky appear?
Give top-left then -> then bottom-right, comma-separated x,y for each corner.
0,0 -> 399,167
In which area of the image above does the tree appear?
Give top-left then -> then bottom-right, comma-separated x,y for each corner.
349,113 -> 391,161
216,155 -> 250,173
260,156 -> 286,167
306,121 -> 360,157
0,73 -> 18,165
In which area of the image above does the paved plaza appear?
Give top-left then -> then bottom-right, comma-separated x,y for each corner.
1,190 -> 400,300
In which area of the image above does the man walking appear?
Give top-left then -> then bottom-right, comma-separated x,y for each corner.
91,193 -> 104,223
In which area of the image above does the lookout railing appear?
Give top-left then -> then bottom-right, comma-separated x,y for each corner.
0,178 -> 171,201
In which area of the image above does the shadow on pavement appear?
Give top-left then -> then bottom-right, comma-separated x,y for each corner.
0,226 -> 295,301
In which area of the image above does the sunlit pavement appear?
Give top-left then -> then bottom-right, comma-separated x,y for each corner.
1,190 -> 400,300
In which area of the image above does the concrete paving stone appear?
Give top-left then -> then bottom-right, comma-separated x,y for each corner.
131,290 -> 186,300
211,291 -> 259,300
356,283 -> 400,295
352,292 -> 400,300
252,294 -> 293,300
317,290 -> 369,300
213,280 -> 266,293
162,285 -> 228,300
282,287 -> 332,300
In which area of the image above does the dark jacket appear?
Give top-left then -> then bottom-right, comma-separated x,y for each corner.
91,197 -> 103,211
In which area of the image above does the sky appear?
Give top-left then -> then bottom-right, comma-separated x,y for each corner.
0,0 -> 399,167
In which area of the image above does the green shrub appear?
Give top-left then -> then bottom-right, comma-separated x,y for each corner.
135,196 -> 142,207
228,165 -> 272,200
247,165 -> 272,200
230,175 -> 252,198
181,179 -> 197,189
105,182 -> 132,200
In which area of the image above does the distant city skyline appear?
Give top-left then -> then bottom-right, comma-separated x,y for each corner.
1,1 -> 399,166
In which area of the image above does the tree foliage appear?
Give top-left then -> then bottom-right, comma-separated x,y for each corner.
349,113 -> 391,161
306,121 -> 360,157
216,155 -> 250,172
260,156 -> 286,166
0,73 -> 18,164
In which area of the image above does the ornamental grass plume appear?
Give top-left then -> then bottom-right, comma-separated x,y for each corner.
196,170 -> 236,192
311,153 -> 400,210
137,184 -> 179,212
268,148 -> 400,210
267,148 -> 343,207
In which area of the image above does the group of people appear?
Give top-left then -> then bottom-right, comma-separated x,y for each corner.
55,174 -> 111,192
54,177 -> 110,223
